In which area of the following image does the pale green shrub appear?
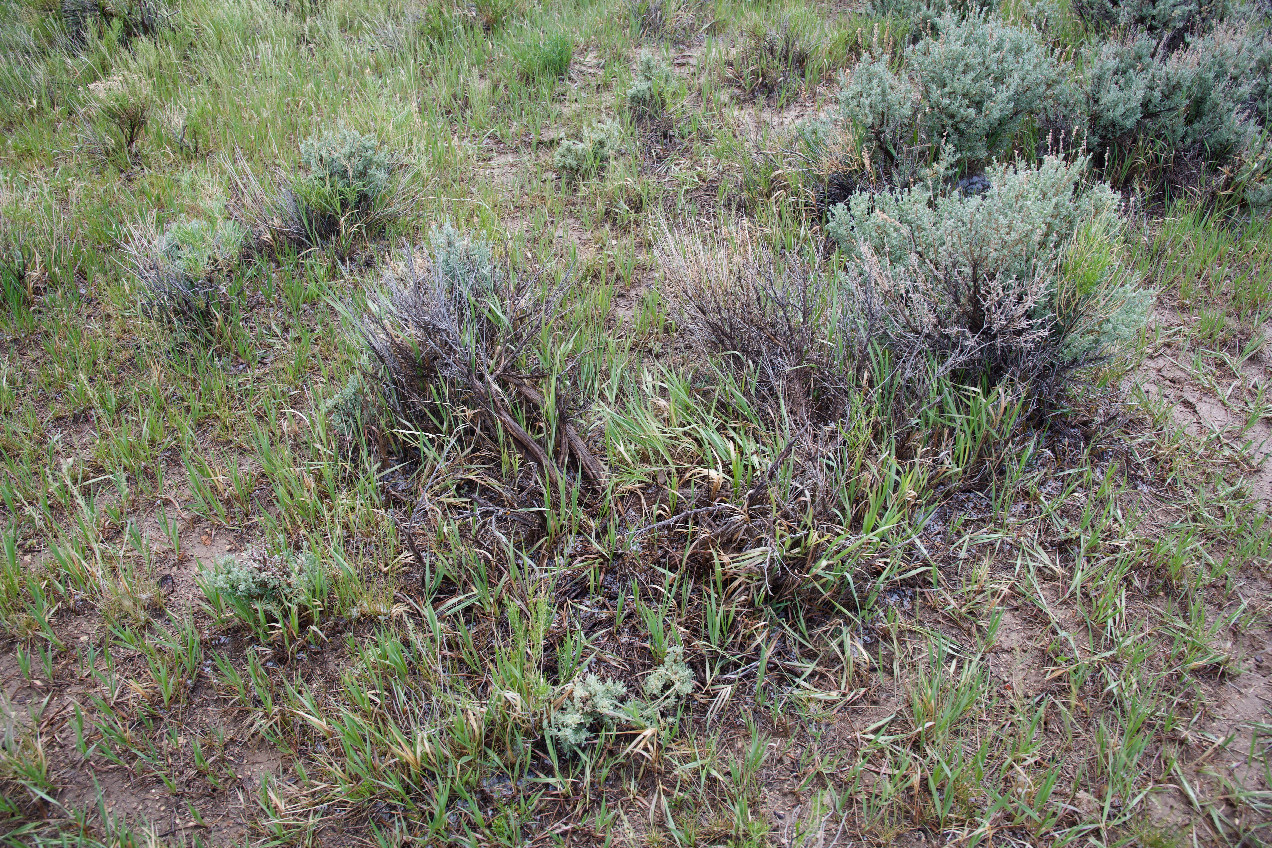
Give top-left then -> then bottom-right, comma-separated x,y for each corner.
1080,26 -> 1271,191
627,55 -> 670,123
828,156 -> 1151,394
553,121 -> 620,183
548,649 -> 694,752
547,674 -> 629,749
868,0 -> 994,38
199,555 -> 285,604
903,14 -> 1063,166
155,218 -> 246,281
643,646 -> 693,705
198,551 -> 330,614
125,217 -> 245,334
837,14 -> 1065,177
296,127 -> 391,217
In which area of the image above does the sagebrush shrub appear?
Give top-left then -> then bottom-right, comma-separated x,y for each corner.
84,73 -> 152,167
868,0 -> 995,38
548,649 -> 694,752
548,675 -> 629,750
554,121 -> 620,183
199,555 -> 285,605
1072,0 -> 1202,44
902,14 -> 1063,166
125,217 -> 245,335
232,128 -> 400,250
1079,25 -> 1271,192
836,14 -> 1065,179
198,550 -> 330,621
627,55 -> 670,123
295,127 -> 391,219
363,224 -> 606,489
828,156 -> 1151,397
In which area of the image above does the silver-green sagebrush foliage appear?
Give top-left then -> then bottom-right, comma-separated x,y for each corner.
125,216 -> 245,334
554,121 -> 621,183
295,127 -> 392,219
838,14 -> 1063,177
548,648 -> 694,752
829,156 -> 1152,395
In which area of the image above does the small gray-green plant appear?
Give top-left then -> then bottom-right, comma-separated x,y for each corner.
867,0 -> 994,39
548,649 -> 694,752
554,121 -> 621,184
198,550 -> 331,638
547,674 -> 629,750
125,216 -> 245,337
626,55 -> 671,124
1071,0 -> 1201,43
289,127 -> 393,243
198,554 -> 286,606
643,645 -> 694,707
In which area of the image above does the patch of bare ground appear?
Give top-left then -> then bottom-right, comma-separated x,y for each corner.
1135,305 -> 1272,841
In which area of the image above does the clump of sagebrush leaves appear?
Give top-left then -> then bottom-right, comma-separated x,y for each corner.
290,127 -> 392,240
548,674 -> 630,750
828,155 -> 1153,401
1078,24 -> 1272,196
125,216 -> 246,337
554,121 -> 621,184
627,55 -> 672,124
198,549 -> 331,620
548,648 -> 695,752
836,12 -> 1064,182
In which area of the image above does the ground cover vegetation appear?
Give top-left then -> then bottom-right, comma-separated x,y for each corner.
0,0 -> 1271,844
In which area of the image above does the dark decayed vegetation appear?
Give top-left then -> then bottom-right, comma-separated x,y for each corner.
1,0 -> 1272,844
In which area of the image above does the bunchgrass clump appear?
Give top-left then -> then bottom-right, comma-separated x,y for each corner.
628,0 -> 702,42
513,32 -> 574,84
726,20 -> 810,103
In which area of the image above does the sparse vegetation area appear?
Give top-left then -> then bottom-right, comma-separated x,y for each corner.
1,0 -> 1271,844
